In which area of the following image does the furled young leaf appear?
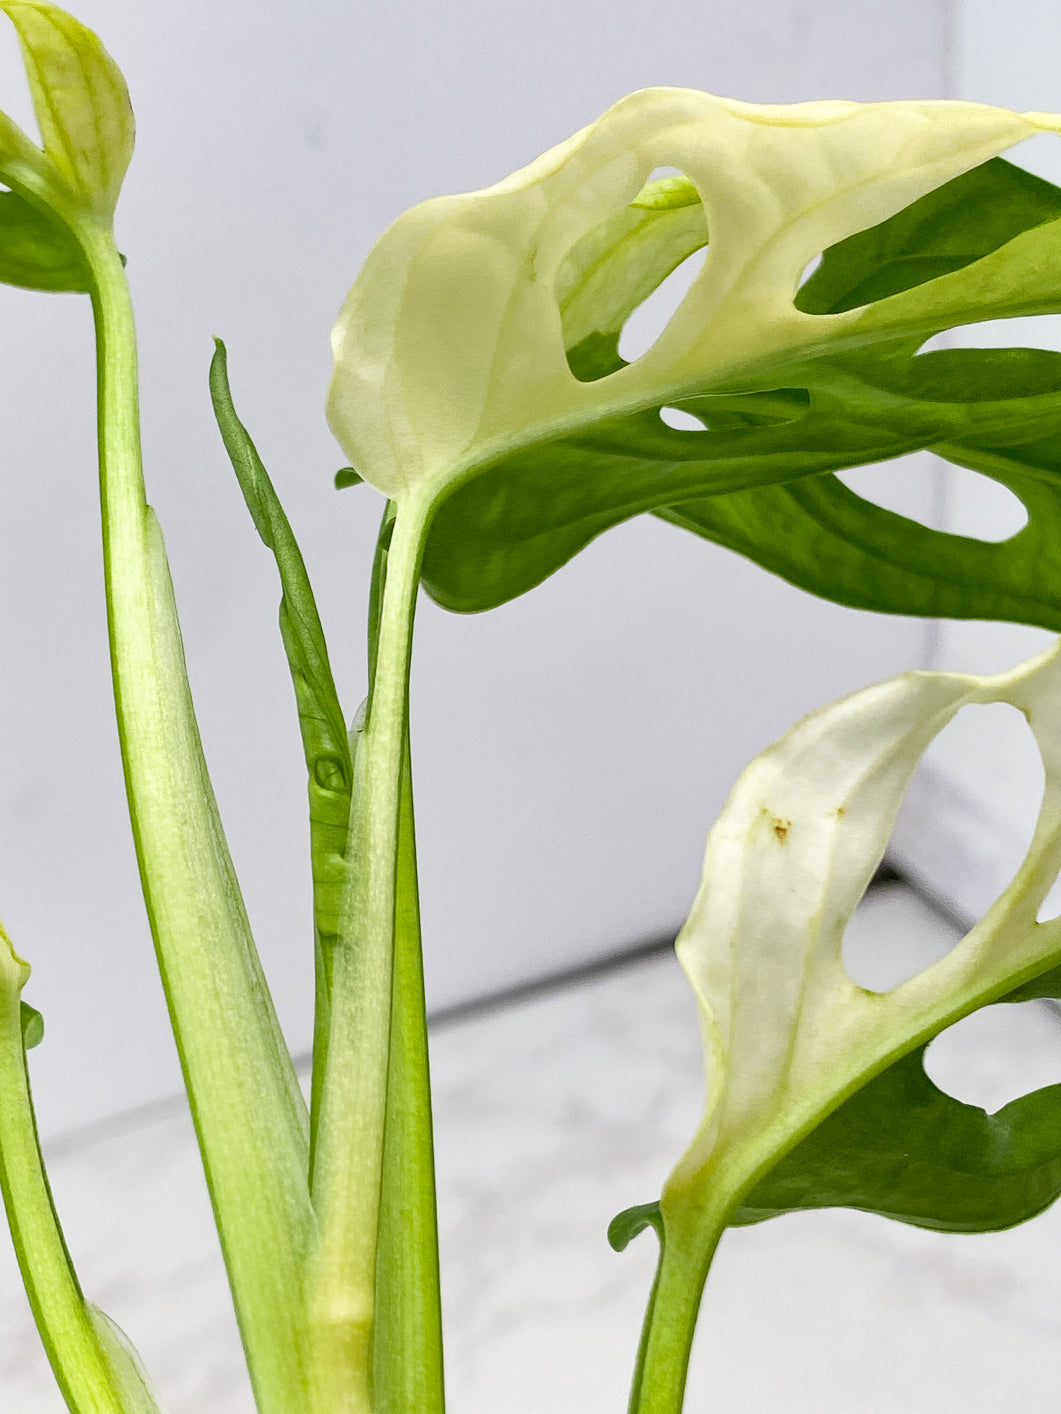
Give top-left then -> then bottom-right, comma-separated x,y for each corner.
209,340 -> 352,954
0,1 -> 133,222
327,90 -> 1061,618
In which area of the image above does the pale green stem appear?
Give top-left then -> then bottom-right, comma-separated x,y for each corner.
0,930 -> 150,1414
77,221 -> 315,1413
372,734 -> 445,1413
627,1200 -> 729,1414
308,492 -> 432,1412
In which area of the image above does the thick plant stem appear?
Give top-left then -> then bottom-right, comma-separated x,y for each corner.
80,223 -> 315,1413
372,735 -> 445,1413
627,1202 -> 728,1414
308,492 -> 433,1412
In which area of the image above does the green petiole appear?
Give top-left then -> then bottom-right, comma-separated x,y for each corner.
0,923 -> 161,1414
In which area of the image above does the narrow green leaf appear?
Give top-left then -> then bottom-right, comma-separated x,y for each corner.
209,339 -> 352,951
210,339 -> 357,1190
335,467 -> 363,489
0,1 -> 133,221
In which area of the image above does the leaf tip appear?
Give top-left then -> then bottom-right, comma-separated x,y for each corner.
608,1200 -> 663,1252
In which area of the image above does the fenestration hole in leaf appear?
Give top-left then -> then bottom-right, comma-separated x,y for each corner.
617,245 -> 706,364
842,876 -> 965,994
918,698 -> 1044,912
1006,129 -> 1061,187
918,314 -> 1061,357
923,1002 -> 1061,1113
637,164 -> 689,193
836,455 -> 1028,543
797,252 -> 822,289
844,702 -> 1042,993
659,406 -> 706,432
937,464 -> 1029,541
834,452 -> 942,527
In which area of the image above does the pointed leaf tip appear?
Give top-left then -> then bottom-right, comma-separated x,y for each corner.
608,1201 -> 663,1252
0,1 -> 134,221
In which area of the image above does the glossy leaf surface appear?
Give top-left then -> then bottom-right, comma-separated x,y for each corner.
327,91 -> 1061,619
424,156 -> 1061,614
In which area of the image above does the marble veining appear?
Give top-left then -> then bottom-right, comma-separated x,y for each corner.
3,883 -> 1061,1411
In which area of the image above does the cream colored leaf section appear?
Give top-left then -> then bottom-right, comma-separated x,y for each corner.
0,1 -> 133,222
665,641 -> 1061,1206
328,89 -> 1061,501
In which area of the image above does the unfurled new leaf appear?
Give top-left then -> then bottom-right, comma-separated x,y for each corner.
328,91 -> 1061,624
657,643 -> 1061,1255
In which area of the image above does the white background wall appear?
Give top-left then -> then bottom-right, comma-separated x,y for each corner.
0,1 -> 948,1136
889,0 -> 1061,923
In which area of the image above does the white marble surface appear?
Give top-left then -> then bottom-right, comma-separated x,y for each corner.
4,882 -> 1061,1411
